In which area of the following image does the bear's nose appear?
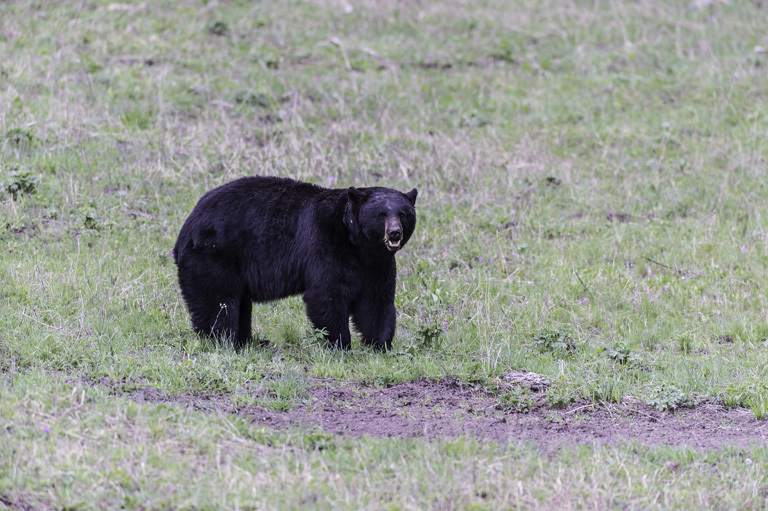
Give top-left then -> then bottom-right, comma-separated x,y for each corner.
387,228 -> 401,241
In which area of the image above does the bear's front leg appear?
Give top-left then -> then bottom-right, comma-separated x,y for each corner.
352,300 -> 396,352
303,290 -> 352,350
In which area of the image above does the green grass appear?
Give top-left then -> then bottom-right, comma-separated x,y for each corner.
3,371 -> 768,511
3,0 -> 768,508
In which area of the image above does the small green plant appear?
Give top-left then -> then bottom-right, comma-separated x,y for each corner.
739,376 -> 768,419
2,167 -> 41,198
303,428 -> 336,451
258,369 -> 307,412
302,328 -> 327,348
121,107 -> 153,130
206,20 -> 230,36
719,377 -> 768,414
496,386 -> 535,413
297,328 -> 330,362
230,385 -> 259,409
279,323 -> 303,348
233,89 -> 272,108
417,323 -> 444,348
718,380 -> 747,409
645,384 -> 695,412
461,110 -> 490,128
532,330 -> 579,357
78,206 -> 99,230
600,343 -> 643,367
546,385 -> 577,409
5,126 -> 38,149
585,379 -> 623,404
749,395 -> 768,420
719,391 -> 742,409
396,323 -> 444,358
677,335 -> 693,354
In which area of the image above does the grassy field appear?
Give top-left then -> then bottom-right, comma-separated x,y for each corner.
2,0 -> 768,508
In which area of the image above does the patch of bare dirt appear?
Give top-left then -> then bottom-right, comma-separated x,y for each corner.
115,379 -> 768,451
0,493 -> 37,511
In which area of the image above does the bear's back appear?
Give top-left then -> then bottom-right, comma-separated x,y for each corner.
173,176 -> 342,266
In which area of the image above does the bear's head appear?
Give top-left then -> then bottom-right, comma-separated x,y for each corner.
345,187 -> 418,256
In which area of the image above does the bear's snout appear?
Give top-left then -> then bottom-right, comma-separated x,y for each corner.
384,217 -> 403,251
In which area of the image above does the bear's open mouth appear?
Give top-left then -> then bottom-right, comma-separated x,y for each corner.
384,237 -> 401,251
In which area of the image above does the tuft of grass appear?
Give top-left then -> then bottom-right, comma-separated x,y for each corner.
585,377 -> 625,405
258,367 -> 308,412
750,395 -> 768,421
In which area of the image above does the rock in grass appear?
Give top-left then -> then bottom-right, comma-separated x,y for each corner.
503,371 -> 550,391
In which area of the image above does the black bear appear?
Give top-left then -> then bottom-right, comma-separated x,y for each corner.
173,176 -> 418,351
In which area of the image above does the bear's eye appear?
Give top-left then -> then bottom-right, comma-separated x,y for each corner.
377,212 -> 387,219
398,211 -> 406,218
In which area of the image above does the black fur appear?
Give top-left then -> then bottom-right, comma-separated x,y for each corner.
173,176 -> 418,351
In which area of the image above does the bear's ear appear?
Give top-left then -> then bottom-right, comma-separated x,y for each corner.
344,187 -> 363,243
347,186 -> 365,206
405,188 -> 418,205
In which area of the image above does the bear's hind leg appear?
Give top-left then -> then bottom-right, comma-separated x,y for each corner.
184,288 -> 241,347
177,256 -> 246,347
235,289 -> 254,350
203,300 -> 240,345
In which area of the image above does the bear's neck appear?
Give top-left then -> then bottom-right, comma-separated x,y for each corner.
361,251 -> 397,268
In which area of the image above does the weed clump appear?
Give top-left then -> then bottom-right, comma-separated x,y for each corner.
497,386 -> 535,413
750,395 -> 768,420
719,378 -> 768,419
397,322 -> 444,358
5,126 -> 38,149
585,378 -> 624,404
600,343 -> 643,367
303,428 -> 336,451
233,89 -> 272,108
1,166 -> 40,198
532,330 -> 579,357
546,385 -> 577,409
206,20 -> 230,36
645,384 -> 695,411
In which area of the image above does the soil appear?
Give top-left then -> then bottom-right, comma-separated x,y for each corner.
123,379 -> 768,451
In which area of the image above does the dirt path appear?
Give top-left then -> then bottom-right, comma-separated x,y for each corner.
128,379 -> 768,451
